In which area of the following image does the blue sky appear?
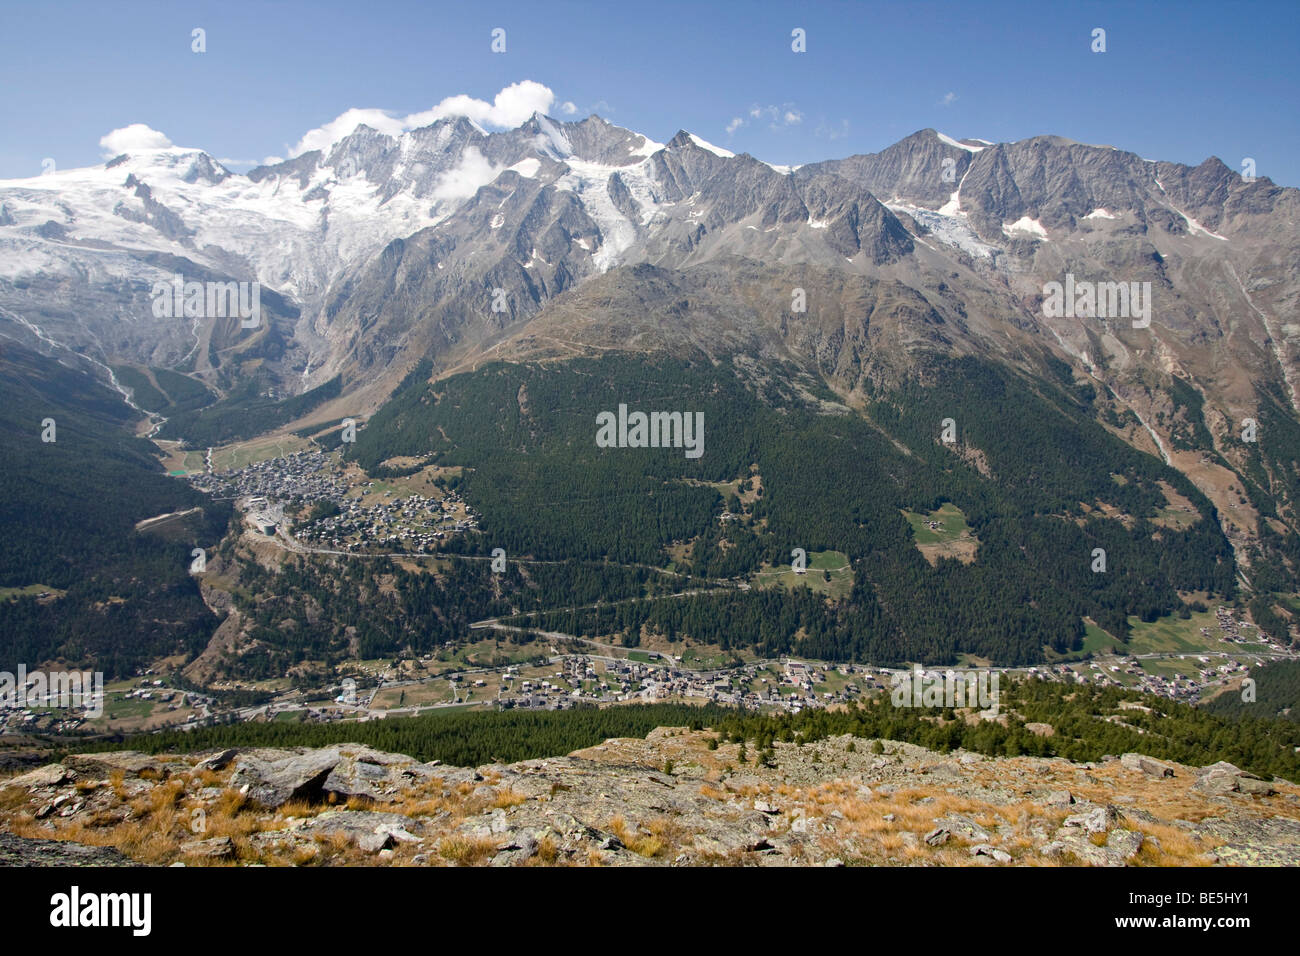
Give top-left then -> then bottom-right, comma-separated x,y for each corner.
2,0 -> 1298,185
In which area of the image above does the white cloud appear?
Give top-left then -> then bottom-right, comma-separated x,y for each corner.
431,147 -> 502,203
287,81 -> 558,158
939,91 -> 958,107
560,101 -> 578,115
290,108 -> 406,156
99,123 -> 172,157
738,104 -> 803,132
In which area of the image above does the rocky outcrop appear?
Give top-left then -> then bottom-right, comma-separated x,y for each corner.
1,733 -> 1296,867
0,832 -> 139,867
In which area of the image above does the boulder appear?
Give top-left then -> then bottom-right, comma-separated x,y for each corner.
935,814 -> 990,842
970,844 -> 1012,863
230,749 -> 343,807
1193,761 -> 1273,797
3,764 -> 75,790
925,827 -> 950,847
1064,805 -> 1119,834
1120,753 -> 1174,778
63,752 -> 169,779
193,749 -> 240,773
1106,829 -> 1145,861
179,836 -> 235,859
298,809 -> 420,853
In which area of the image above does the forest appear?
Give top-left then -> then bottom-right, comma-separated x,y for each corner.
82,680 -> 1300,782
0,345 -> 229,676
331,351 -> 1237,666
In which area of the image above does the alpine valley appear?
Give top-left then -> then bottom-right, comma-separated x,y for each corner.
1,110 -> 1298,734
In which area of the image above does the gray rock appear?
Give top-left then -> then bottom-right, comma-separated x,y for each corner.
3,764 -> 75,789
925,827 -> 950,846
0,832 -> 139,867
936,814 -> 990,842
193,749 -> 240,773
230,749 -> 343,807
970,844 -> 1012,863
1120,753 -> 1174,778
63,752 -> 171,779
1106,829 -> 1145,861
297,809 -> 421,853
180,836 -> 235,859
1064,805 -> 1118,834
1193,761 -> 1273,797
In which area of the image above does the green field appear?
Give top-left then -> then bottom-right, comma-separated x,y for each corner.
0,584 -> 62,601
902,504 -> 979,564
1048,619 -> 1122,661
98,693 -> 156,721
1154,506 -> 1200,530
752,549 -> 853,598
1050,610 -> 1271,664
433,638 -> 548,671
676,646 -> 750,669
211,435 -> 312,472
1137,656 -> 1214,680
1124,610 -> 1269,655
903,504 -> 969,542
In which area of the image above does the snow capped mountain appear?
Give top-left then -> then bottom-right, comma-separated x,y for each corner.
1,113 -> 1297,460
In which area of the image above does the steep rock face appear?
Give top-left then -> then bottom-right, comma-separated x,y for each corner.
797,128 -> 979,208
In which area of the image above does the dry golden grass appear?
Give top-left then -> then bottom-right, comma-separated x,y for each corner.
491,789 -> 526,809
1128,820 -> 1217,866
608,815 -> 665,858
0,786 -> 30,812
536,835 -> 558,863
437,835 -> 497,865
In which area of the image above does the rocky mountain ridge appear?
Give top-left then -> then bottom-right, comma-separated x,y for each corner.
2,112 -> 1297,569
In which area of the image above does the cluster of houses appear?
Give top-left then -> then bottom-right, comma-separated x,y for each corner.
1015,606 -> 1283,702
294,490 -> 478,552
188,450 -> 348,503
492,655 -> 886,713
